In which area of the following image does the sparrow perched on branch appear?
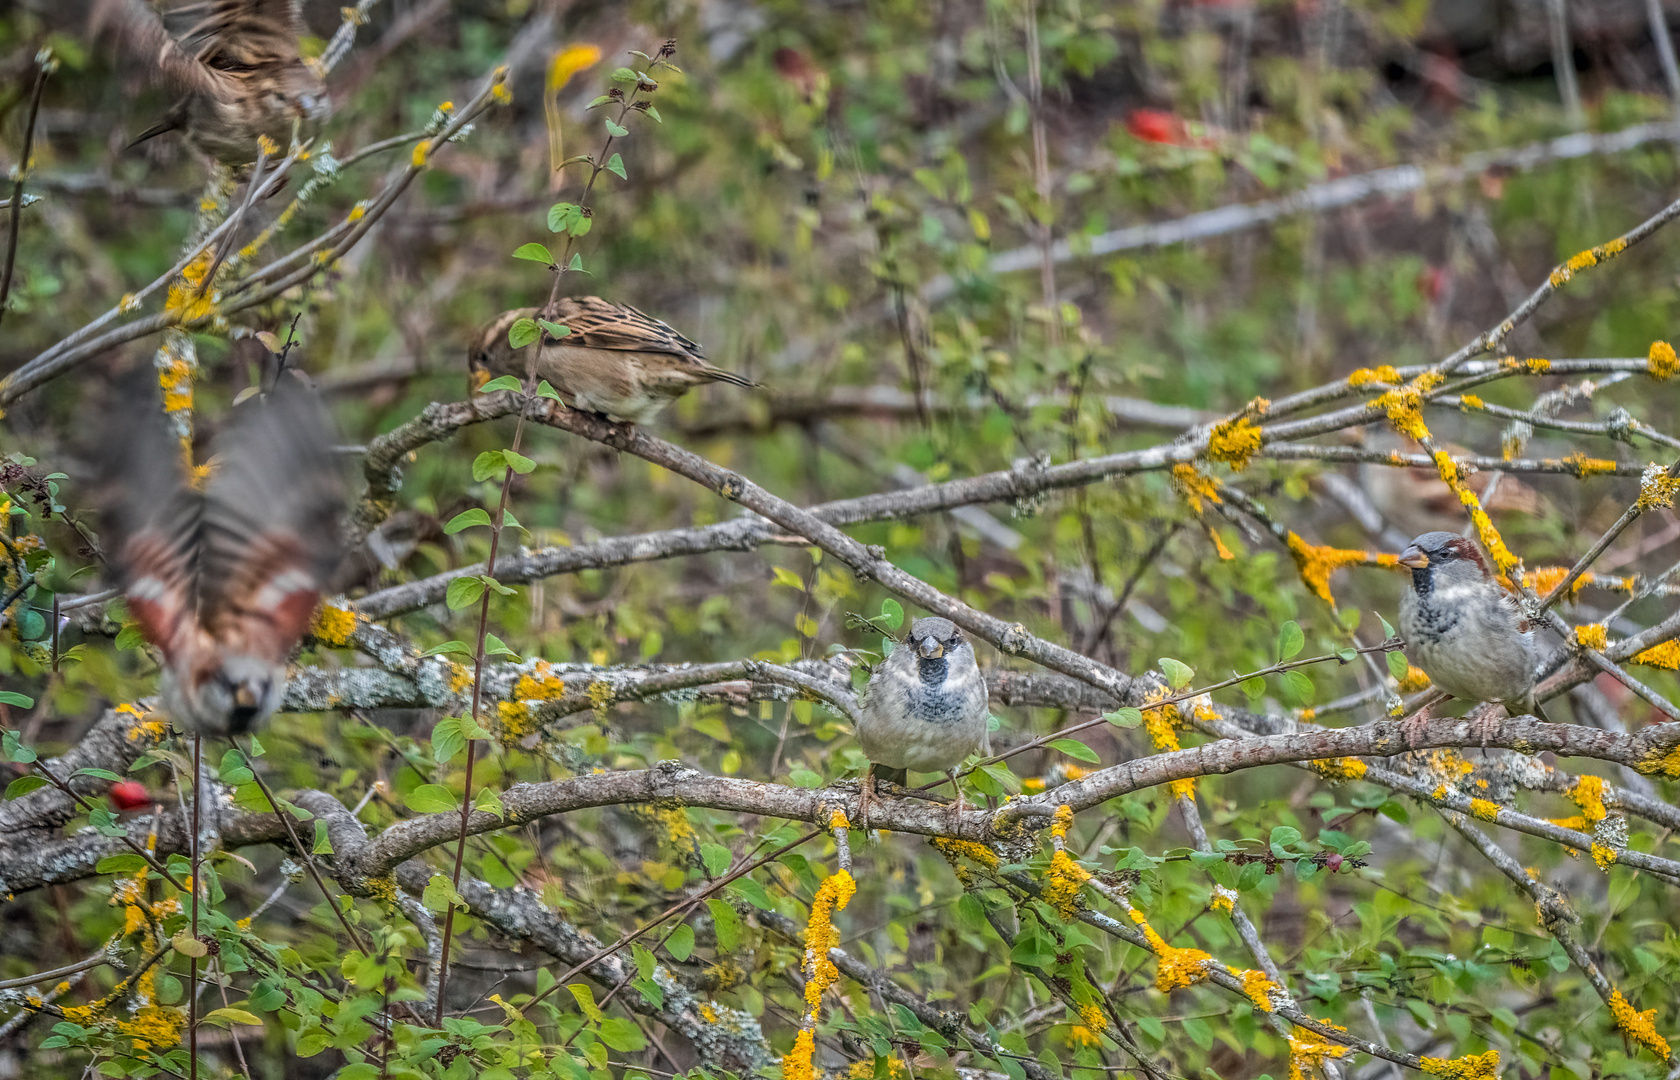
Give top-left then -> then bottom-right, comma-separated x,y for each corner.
93,373 -> 344,735
468,297 -> 757,424
93,0 -> 328,164
1397,531 -> 1551,734
855,617 -> 990,827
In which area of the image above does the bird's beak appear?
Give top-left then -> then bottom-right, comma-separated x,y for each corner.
234,685 -> 258,710
1398,545 -> 1429,569
917,637 -> 944,659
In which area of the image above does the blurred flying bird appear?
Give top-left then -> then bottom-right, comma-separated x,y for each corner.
93,372 -> 344,735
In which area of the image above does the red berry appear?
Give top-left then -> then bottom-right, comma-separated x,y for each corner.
109,781 -> 151,810
1125,109 -> 1181,145
1325,853 -> 1344,873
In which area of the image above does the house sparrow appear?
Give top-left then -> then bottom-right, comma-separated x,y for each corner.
1397,531 -> 1552,741
93,373 -> 344,735
855,617 -> 990,827
94,0 -> 328,164
468,297 -> 757,424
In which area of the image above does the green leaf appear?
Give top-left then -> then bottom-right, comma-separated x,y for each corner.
1276,620 -> 1304,661
218,749 -> 253,786
420,640 -> 473,658
115,624 -> 147,651
771,566 -> 804,589
444,508 -> 493,535
537,319 -> 571,339
3,730 -> 37,764
567,253 -> 585,272
512,242 -> 554,264
405,784 -> 459,814
605,119 -> 629,137
96,853 -> 150,874
432,717 -> 466,764
312,819 -> 332,855
1376,611 -> 1396,639
569,982 -> 605,1022
1280,669 -> 1314,703
604,153 -> 627,180
706,898 -> 742,951
0,690 -> 34,708
700,842 -> 732,878
473,788 -> 505,819
502,449 -> 537,475
535,380 -> 563,401
445,575 -> 487,611
644,105 -> 662,123
422,873 -> 465,914
1387,651 -> 1411,681
508,318 -> 541,349
6,774 -> 49,798
483,575 -> 517,595
1047,739 -> 1100,764
1103,707 -> 1142,728
879,598 -> 904,630
476,375 -> 524,395
666,924 -> 695,962
73,768 -> 122,783
610,67 -> 639,83
1158,657 -> 1194,690
471,450 -> 507,482
599,1016 -> 646,1052
1240,676 -> 1265,700
547,202 -> 582,233
484,633 -> 519,659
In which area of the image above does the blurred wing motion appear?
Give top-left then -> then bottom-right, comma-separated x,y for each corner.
96,375 -> 344,733
92,0 -> 327,162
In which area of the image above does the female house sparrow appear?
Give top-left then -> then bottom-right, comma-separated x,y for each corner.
855,617 -> 990,826
94,0 -> 328,164
94,374 -> 344,735
468,297 -> 757,424
1397,531 -> 1552,729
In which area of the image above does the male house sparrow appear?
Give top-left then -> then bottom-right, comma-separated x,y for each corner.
1397,531 -> 1552,731
94,374 -> 344,735
855,617 -> 990,826
94,0 -> 328,164
468,297 -> 757,424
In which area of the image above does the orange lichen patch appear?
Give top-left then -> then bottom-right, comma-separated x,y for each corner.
1562,453 -> 1619,478
1046,849 -> 1092,917
1632,640 -> 1680,670
1206,527 -> 1235,560
828,809 -> 849,831
1022,777 -> 1046,793
1285,531 -> 1396,606
1567,775 -> 1608,822
1239,969 -> 1278,1011
1452,488 -> 1519,578
1067,1023 -> 1103,1048
1524,566 -> 1594,600
1308,757 -> 1368,781
782,1029 -> 815,1080
1648,340 -> 1678,380
1210,886 -> 1236,914
446,662 -> 472,695
1433,450 -> 1459,486
1525,358 -> 1551,373
1171,463 -> 1224,513
1566,249 -> 1599,272
1075,1000 -> 1106,1033
1129,908 -> 1212,992
1397,665 -> 1432,693
1207,417 -> 1263,470
1371,370 -> 1446,441
117,1005 -> 186,1052
1348,365 -> 1401,387
1548,815 -> 1589,831
1469,799 -> 1500,821
780,864 -> 855,1080
1140,695 -> 1195,799
1591,842 -> 1617,870
930,836 -> 1000,870
157,357 -> 195,413
310,603 -> 358,646
1298,708 -> 1317,722
1049,803 -> 1074,839
1287,1020 -> 1352,1080
1419,1050 -> 1500,1080
164,254 -> 216,323
1637,463 -> 1680,511
1062,764 -> 1089,780
1608,990 -> 1670,1057
1572,622 -> 1607,650
848,1057 -> 909,1078
1638,743 -> 1680,778
1459,394 -> 1485,409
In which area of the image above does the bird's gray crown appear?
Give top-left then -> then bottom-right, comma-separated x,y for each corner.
909,616 -> 958,641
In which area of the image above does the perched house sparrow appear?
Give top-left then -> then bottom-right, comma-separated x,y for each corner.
1397,531 -> 1552,732
94,0 -> 328,164
94,374 -> 344,735
468,297 -> 757,424
855,617 -> 990,826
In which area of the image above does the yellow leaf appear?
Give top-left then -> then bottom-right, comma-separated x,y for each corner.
547,44 -> 603,174
201,1008 -> 263,1027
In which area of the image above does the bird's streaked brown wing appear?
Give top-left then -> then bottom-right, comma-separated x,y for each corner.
197,376 -> 344,663
91,0 -> 238,101
90,373 -> 204,664
546,296 -> 706,359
